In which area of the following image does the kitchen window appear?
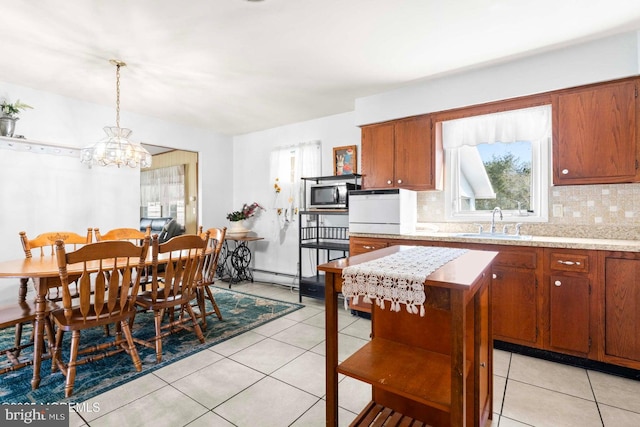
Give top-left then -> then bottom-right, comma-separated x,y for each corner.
443,105 -> 551,222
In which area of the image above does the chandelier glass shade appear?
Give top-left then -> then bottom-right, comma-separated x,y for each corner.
80,60 -> 152,168
80,126 -> 152,168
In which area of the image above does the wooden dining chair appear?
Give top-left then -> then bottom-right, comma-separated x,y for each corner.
94,227 -> 153,287
9,229 -> 93,359
20,229 -> 93,302
195,226 -> 227,330
51,236 -> 150,397
0,297 -> 56,375
94,227 -> 150,243
133,233 -> 208,363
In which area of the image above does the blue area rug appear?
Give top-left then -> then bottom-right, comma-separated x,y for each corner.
0,287 -> 302,404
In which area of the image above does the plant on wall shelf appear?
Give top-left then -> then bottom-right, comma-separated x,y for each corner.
1,99 -> 33,118
226,202 -> 264,222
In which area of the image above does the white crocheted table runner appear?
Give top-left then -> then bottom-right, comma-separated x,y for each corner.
342,246 -> 468,317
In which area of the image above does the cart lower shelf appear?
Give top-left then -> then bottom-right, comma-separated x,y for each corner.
338,337 -> 471,413
351,401 -> 432,427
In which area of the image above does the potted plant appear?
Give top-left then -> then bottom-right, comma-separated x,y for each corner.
0,99 -> 33,137
226,202 -> 264,236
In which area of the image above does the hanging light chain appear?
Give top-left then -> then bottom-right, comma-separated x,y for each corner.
109,59 -> 126,129
115,62 -> 121,129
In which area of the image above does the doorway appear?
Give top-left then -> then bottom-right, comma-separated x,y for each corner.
140,145 -> 199,234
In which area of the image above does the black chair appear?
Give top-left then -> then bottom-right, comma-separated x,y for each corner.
159,219 -> 184,243
139,217 -> 185,243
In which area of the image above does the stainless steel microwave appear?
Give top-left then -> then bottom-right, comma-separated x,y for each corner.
309,182 -> 359,209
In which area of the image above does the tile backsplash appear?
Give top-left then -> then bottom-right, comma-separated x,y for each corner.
417,183 -> 640,240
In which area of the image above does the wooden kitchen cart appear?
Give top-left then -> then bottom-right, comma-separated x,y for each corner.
319,246 -> 497,427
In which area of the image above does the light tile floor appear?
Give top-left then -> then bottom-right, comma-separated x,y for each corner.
8,280 -> 640,426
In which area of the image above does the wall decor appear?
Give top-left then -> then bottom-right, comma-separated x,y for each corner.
333,145 -> 357,176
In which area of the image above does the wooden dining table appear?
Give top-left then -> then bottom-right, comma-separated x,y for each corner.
0,247 -> 210,390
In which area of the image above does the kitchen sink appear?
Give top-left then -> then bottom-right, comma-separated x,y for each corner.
453,232 -> 533,241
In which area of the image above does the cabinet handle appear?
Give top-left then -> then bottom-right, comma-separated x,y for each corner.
554,280 -> 562,286
363,245 -> 374,250
562,169 -> 569,175
557,260 -> 580,266
386,180 -> 392,185
480,362 -> 486,368
492,273 -> 497,279
397,179 -> 403,184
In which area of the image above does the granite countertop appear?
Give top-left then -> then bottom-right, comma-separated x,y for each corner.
350,230 -> 640,252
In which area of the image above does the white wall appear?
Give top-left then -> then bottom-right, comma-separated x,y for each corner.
0,81 -> 232,261
355,31 -> 640,126
232,111 -> 360,283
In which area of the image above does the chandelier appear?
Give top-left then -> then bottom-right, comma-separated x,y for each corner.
80,60 -> 152,168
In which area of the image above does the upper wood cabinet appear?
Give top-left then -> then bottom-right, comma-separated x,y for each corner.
553,79 -> 640,185
361,115 -> 442,190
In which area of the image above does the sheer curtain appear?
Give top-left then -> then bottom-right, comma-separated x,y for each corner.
442,105 -> 552,149
269,140 -> 321,236
140,165 -> 185,222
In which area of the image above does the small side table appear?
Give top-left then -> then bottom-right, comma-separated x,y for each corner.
217,236 -> 264,288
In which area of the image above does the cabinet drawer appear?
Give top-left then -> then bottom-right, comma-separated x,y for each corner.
494,250 -> 537,269
350,238 -> 389,255
548,252 -> 589,273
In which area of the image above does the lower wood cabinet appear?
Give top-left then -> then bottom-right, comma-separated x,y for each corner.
602,253 -> 640,368
548,274 -> 590,354
490,247 -> 541,346
349,235 -> 640,371
492,265 -> 539,345
544,248 -> 593,356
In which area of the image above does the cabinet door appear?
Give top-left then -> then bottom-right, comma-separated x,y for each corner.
555,80 -> 638,184
492,266 -> 537,344
361,122 -> 395,189
394,115 -> 434,189
604,257 -> 640,362
549,275 -> 590,354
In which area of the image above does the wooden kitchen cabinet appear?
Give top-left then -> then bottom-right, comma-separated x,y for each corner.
553,78 -> 640,185
544,249 -> 593,356
349,234 -> 640,373
351,236 -> 543,347
361,114 -> 442,190
491,248 -> 541,347
601,252 -> 640,368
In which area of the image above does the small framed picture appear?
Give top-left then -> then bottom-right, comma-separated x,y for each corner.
333,145 -> 357,176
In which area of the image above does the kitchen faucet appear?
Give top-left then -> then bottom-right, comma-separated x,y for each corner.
490,207 -> 503,234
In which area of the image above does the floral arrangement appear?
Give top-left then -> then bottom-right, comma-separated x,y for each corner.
226,202 -> 264,222
1,99 -> 33,118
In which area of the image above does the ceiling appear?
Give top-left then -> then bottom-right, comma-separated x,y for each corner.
2,1 -> 640,136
